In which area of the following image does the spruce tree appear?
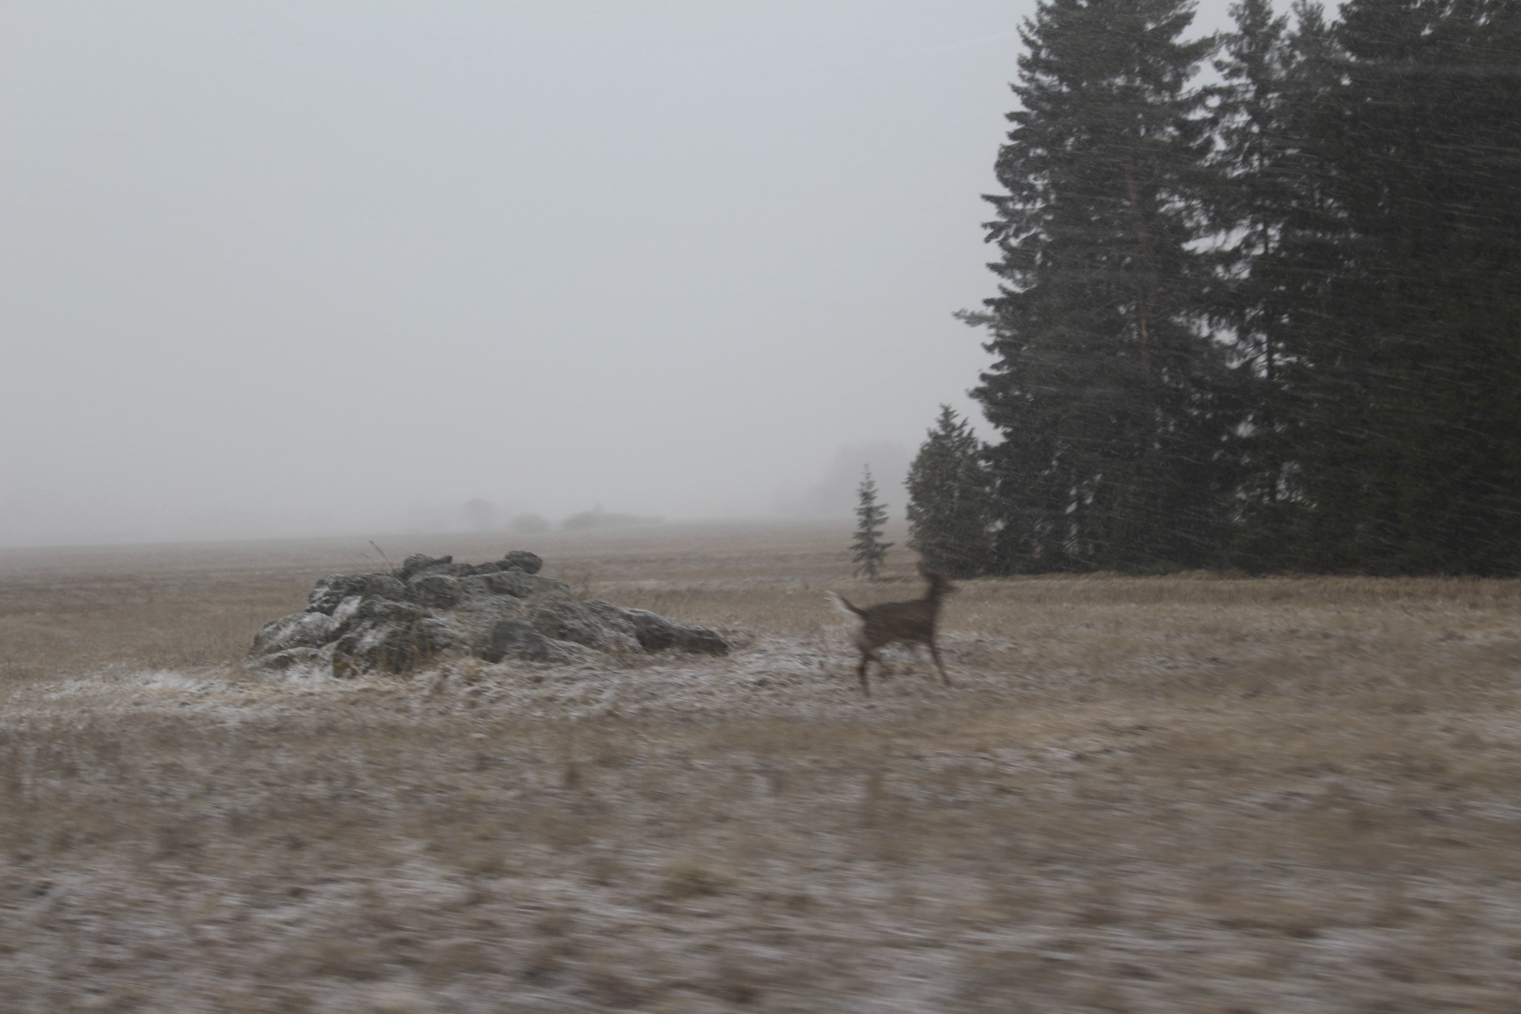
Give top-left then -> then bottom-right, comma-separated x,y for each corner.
850,468 -> 893,580
905,407 -> 993,578
966,0 -> 1239,573
1276,0 -> 1521,574
1209,0 -> 1335,570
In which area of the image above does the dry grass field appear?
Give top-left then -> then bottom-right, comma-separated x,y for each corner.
3,520 -> 1521,1013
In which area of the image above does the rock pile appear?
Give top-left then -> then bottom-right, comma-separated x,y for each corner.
249,551 -> 727,676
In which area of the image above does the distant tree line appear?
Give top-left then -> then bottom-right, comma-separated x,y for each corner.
907,0 -> 1521,576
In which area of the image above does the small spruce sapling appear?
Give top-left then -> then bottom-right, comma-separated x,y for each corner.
851,467 -> 893,581
906,406 -> 992,578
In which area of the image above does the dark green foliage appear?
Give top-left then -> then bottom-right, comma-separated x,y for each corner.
965,0 -> 1521,575
1221,0 -> 1521,573
967,0 -> 1241,573
905,407 -> 993,578
851,468 -> 893,581
1283,0 -> 1521,574
1209,0 -> 1337,570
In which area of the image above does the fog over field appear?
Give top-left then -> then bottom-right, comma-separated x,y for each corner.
1,0 -> 1240,549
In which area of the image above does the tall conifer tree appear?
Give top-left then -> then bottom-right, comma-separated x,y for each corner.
1278,0 -> 1521,573
966,0 -> 1238,573
1210,0 -> 1335,569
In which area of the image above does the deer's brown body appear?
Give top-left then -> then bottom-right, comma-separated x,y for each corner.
827,572 -> 954,697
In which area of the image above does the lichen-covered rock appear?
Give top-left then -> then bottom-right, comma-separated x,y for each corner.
253,610 -> 339,654
458,569 -> 543,599
249,551 -> 727,676
406,574 -> 463,609
254,592 -> 366,655
622,607 -> 728,655
500,550 -> 543,574
581,599 -> 641,640
496,569 -> 547,597
334,613 -> 451,677
330,594 -> 365,632
529,589 -> 639,655
343,597 -> 433,633
583,599 -> 727,655
397,553 -> 452,580
307,573 -> 405,614
479,620 -> 550,663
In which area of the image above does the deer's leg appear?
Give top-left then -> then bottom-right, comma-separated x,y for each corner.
928,638 -> 953,687
857,651 -> 873,697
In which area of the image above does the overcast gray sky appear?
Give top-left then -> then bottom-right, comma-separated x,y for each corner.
2,0 -> 1241,547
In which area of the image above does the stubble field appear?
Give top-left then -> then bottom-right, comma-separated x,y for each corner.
2,520 -> 1521,1013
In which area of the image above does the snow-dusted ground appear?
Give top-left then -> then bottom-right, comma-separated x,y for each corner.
4,530 -> 1521,1012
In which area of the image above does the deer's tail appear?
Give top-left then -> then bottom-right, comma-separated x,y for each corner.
826,591 -> 866,619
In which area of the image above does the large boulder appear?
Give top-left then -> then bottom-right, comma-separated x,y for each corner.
620,606 -> 730,655
328,598 -> 449,677
515,582 -> 624,653
396,554 -> 450,580
579,599 -> 726,654
479,620 -> 551,663
500,550 -> 543,574
248,551 -> 727,676
458,568 -> 545,599
253,610 -> 340,655
307,573 -> 405,614
334,617 -> 452,678
406,574 -> 463,609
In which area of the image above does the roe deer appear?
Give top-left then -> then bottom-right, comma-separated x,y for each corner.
826,571 -> 954,697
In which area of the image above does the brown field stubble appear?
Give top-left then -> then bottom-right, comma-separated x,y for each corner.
3,521 -> 1521,1013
